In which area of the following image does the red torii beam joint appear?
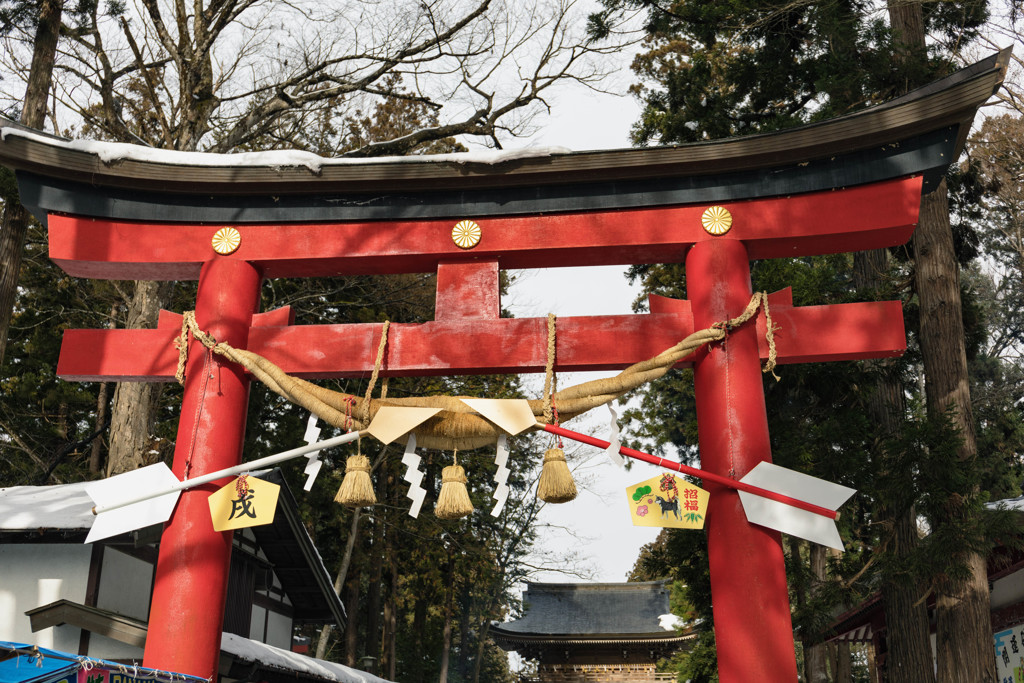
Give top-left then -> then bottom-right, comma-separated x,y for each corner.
0,50 -> 1006,683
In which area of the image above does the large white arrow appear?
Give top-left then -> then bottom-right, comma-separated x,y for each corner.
738,461 -> 854,550
85,431 -> 361,543
541,421 -> 854,550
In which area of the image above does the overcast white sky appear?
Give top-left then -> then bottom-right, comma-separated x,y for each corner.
502,82 -> 674,584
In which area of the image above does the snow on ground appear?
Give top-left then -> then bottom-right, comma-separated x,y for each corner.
221,633 -> 395,683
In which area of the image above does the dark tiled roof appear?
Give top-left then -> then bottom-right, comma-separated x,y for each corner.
496,582 -> 673,636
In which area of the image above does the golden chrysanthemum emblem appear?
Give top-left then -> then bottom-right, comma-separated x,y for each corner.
701,206 -> 733,236
451,220 -> 481,249
211,227 -> 241,255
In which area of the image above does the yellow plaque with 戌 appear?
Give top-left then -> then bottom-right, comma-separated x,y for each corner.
626,473 -> 708,529
209,475 -> 280,531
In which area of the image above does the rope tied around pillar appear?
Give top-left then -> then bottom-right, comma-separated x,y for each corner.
173,310 -> 224,385
710,291 -> 780,381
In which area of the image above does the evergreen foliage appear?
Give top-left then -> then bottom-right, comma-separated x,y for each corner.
594,0 -> 1024,679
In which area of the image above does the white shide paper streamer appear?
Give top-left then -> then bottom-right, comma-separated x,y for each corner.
302,413 -> 324,491
402,433 -> 426,518
604,403 -> 625,467
491,434 -> 511,517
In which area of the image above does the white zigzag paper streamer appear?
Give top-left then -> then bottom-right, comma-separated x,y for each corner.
491,434 -> 510,517
302,413 -> 324,491
401,433 -> 426,518
604,403 -> 625,467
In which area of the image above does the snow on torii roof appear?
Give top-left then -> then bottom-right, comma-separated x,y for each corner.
0,48 -> 1009,226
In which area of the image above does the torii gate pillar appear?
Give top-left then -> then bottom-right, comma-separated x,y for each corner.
144,259 -> 261,676
688,239 -> 798,679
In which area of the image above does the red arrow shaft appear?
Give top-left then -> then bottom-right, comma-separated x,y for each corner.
541,423 -> 837,521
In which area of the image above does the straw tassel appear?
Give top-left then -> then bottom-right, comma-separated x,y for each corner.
537,447 -> 577,503
335,454 -> 376,507
435,454 -> 474,520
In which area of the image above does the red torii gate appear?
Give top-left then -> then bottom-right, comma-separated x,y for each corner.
1,50 -> 1006,683
51,178 -> 916,683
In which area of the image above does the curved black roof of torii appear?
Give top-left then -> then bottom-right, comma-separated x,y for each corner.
0,48 -> 1009,226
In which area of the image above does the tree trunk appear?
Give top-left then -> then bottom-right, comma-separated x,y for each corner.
438,554 -> 455,683
438,613 -> 453,683
834,641 -> 852,682
471,621 -> 492,683
885,2 -> 992,678
316,509 -> 362,660
916,182 -> 993,682
0,205 -> 29,368
471,567 -> 509,683
344,560 -> 362,668
105,280 -> 171,476
788,537 -> 814,681
881,510 -> 936,682
411,590 -> 428,683
804,543 -> 828,683
380,489 -> 397,682
869,639 -> 882,683
887,0 -> 925,70
365,516 -> 383,674
855,248 -> 936,683
89,381 -> 110,475
457,581 -> 471,678
384,560 -> 397,681
0,0 -> 62,366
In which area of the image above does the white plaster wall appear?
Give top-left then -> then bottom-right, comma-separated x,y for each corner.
95,548 -> 152,621
992,569 -> 1024,610
265,610 -> 293,650
264,570 -> 291,607
0,545 -> 92,647
249,605 -> 266,642
51,622 -> 83,654
85,631 -> 144,661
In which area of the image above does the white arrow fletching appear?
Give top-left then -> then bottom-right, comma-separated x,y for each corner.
738,461 -> 855,551
85,463 -> 181,543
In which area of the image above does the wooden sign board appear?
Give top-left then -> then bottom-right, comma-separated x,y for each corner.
626,473 -> 709,529
208,476 -> 279,531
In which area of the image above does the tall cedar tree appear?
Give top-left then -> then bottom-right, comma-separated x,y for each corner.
0,0 -> 63,368
590,0 -> 998,680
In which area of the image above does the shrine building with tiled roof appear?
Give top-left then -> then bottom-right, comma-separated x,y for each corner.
490,582 -> 694,683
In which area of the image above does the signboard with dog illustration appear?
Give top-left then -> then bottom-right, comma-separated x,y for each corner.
626,473 -> 709,529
